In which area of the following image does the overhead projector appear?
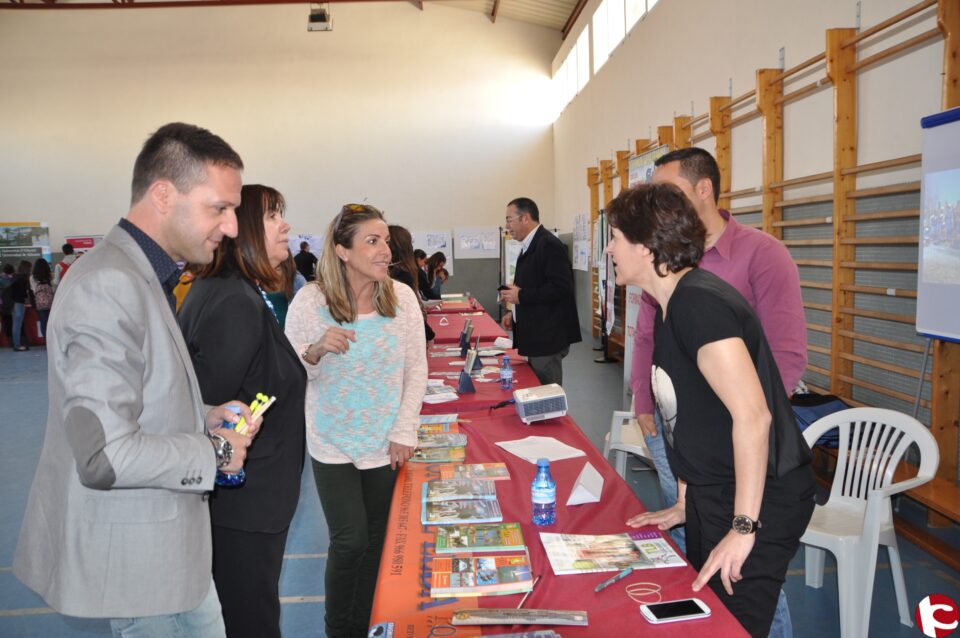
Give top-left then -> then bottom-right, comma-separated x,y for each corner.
513,384 -> 568,424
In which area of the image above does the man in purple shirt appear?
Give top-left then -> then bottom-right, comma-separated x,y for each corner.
630,147 -> 806,638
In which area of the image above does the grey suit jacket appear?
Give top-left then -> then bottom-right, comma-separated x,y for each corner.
14,225 -> 218,618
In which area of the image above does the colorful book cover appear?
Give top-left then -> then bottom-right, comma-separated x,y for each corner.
416,433 -> 468,449
423,479 -> 497,502
540,531 -> 684,575
430,552 -> 533,598
439,462 -> 510,481
418,421 -> 460,436
422,498 -> 503,525
410,446 -> 466,463
434,522 -> 525,553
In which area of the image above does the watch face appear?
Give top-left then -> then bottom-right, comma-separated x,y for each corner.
732,515 -> 755,534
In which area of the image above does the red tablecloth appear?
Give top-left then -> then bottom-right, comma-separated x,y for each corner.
370,354 -> 749,636
427,299 -> 485,314
427,312 -> 507,345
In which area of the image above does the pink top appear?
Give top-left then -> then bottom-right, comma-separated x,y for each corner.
631,210 -> 807,415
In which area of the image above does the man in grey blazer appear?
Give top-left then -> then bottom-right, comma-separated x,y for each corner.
14,123 -> 261,637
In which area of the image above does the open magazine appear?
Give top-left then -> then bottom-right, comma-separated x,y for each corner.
539,530 -> 685,575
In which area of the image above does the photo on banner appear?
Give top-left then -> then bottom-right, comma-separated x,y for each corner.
0,222 -> 51,268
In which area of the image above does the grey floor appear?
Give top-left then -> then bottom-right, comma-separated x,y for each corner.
1,340 -> 958,637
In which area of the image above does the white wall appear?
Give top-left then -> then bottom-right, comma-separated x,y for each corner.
552,0 -> 943,225
0,4 -> 559,246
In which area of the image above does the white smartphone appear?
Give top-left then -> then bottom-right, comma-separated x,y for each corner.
639,598 -> 711,624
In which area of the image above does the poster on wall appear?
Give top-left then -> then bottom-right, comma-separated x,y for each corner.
623,145 -> 668,394
572,213 -> 590,271
64,235 -> 103,257
454,227 -> 500,260
412,230 -> 454,275
503,237 -> 522,285
0,222 -> 51,267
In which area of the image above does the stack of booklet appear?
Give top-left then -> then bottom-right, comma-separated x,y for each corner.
411,416 -> 466,463
434,522 -> 526,553
539,530 -> 685,575
429,551 -> 534,598
439,462 -> 510,481
421,479 -> 503,525
423,379 -> 459,404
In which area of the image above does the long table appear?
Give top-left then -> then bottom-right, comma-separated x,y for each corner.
427,299 -> 485,314
423,346 -> 539,414
369,313 -> 748,637
427,312 -> 507,345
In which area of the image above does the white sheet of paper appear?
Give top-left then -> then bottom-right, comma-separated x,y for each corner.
493,337 -> 513,349
422,392 -> 459,404
566,461 -> 604,506
495,436 -> 586,464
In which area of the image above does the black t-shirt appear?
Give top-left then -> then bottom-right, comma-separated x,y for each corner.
652,268 -> 812,488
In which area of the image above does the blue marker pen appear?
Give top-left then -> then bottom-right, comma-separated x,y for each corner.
594,564 -> 636,593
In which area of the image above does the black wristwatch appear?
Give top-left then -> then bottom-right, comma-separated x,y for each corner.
732,514 -> 761,534
209,432 -> 233,469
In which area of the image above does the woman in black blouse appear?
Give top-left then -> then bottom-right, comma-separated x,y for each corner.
608,183 -> 814,638
177,184 -> 307,638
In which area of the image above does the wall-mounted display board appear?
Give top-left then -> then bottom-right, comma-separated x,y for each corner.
454,227 -> 500,260
917,107 -> 960,342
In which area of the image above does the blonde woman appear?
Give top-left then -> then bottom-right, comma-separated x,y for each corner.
285,204 -> 427,638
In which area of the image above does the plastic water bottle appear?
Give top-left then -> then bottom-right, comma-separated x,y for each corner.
215,405 -> 246,487
499,355 -> 514,391
531,458 -> 557,526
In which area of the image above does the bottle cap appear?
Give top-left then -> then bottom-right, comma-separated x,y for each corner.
537,458 -> 549,467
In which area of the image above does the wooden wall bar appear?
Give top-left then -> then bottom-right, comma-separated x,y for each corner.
584,5 -> 956,501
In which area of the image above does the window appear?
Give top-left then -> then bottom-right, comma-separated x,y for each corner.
625,0 -> 645,31
592,0 -> 610,72
576,29 -> 590,93
608,0 -> 625,52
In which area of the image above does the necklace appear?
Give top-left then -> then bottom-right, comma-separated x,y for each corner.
256,284 -> 280,325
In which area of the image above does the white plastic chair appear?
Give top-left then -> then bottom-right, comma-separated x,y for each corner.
800,407 -> 939,638
602,410 -> 653,479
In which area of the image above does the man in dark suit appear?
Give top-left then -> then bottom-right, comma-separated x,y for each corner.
294,240 -> 318,281
499,197 -> 581,385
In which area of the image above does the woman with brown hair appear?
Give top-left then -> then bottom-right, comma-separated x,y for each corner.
424,250 -> 446,298
285,204 -> 427,638
388,224 -> 435,344
177,184 -> 307,638
607,183 -> 813,638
